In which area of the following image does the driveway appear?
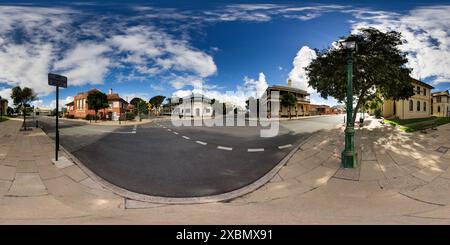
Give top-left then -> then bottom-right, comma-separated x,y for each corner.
38,115 -> 344,197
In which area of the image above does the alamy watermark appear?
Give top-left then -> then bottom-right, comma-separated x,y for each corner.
170,91 -> 280,137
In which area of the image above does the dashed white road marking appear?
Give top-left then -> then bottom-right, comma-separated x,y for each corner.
278,144 -> 293,149
247,148 -> 264,152
217,146 -> 232,151
173,132 -> 179,135
182,136 -> 190,140
196,141 -> 207,145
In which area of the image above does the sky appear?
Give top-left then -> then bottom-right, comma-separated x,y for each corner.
0,0 -> 449,109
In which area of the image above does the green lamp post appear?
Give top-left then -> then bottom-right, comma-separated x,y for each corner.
341,40 -> 357,168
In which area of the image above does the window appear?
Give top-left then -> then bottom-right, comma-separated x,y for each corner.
438,106 -> 441,113
437,96 -> 441,103
185,109 -> 190,113
409,100 -> 413,111
423,102 -> 426,111
417,101 -> 420,111
416,86 -> 420,94
205,109 -> 211,113
423,88 -> 426,96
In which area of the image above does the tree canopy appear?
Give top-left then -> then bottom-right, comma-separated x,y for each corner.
87,90 -> 109,121
149,95 -> 166,109
281,92 -> 297,118
130,97 -> 145,107
306,27 -> 414,123
11,86 -> 37,129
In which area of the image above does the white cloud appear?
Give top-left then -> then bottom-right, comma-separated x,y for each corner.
242,72 -> 268,98
350,5 -> 450,85
111,26 -> 217,78
0,87 -> 13,105
0,43 -> 53,95
287,46 -> 340,106
122,93 -> 149,102
288,46 -> 317,92
32,95 -> 73,109
171,72 -> 268,108
54,42 -> 112,86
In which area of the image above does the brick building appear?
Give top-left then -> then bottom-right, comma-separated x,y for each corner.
66,88 -> 128,121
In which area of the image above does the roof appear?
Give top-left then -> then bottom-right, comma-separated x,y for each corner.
310,104 -> 331,108
267,85 -> 309,95
73,88 -> 128,104
411,78 -> 434,89
432,90 -> 450,97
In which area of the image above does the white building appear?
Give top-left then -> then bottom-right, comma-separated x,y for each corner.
35,107 -> 52,116
170,94 -> 214,118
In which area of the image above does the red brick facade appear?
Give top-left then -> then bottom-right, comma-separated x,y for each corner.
66,88 -> 128,120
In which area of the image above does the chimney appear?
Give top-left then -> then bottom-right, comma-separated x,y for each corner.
109,88 -> 112,95
288,79 -> 292,87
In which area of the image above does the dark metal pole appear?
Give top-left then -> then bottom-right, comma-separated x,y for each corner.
341,51 -> 356,168
56,86 -> 59,161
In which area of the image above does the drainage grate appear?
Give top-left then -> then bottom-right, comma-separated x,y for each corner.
435,146 -> 449,154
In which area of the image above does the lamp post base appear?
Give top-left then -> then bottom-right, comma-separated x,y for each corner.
341,150 -> 357,168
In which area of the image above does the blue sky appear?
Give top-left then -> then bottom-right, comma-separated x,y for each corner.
0,1 -> 449,108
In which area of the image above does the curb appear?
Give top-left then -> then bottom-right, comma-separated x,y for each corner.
56,130 -> 314,205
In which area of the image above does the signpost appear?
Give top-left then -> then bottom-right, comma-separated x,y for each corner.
48,73 -> 67,161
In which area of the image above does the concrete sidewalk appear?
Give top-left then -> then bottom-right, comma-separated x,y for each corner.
1,117 -> 449,224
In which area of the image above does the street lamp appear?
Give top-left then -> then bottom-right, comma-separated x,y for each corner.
340,40 -> 357,168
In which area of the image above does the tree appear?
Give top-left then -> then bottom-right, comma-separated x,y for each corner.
87,90 -> 109,122
130,97 -> 144,108
11,86 -> 37,130
281,92 -> 297,119
306,27 -> 414,124
149,95 -> 166,115
137,100 -> 148,121
7,106 -> 14,116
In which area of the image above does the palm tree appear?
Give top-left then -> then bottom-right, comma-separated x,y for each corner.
281,92 -> 297,119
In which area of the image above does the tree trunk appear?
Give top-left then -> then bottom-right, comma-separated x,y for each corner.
289,105 -> 291,119
23,103 -> 26,130
352,97 -> 364,125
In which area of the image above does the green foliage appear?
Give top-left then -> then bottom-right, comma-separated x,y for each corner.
384,116 -> 450,132
10,86 -> 37,129
281,92 -> 297,107
374,108 -> 382,118
137,100 -> 148,115
281,92 -> 297,118
149,95 -> 166,109
126,112 -> 135,120
7,107 -> 14,116
306,27 -> 414,124
85,114 -> 98,121
130,97 -> 145,107
87,91 -> 109,121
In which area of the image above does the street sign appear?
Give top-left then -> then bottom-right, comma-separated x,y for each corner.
48,73 -> 68,161
48,73 -> 67,88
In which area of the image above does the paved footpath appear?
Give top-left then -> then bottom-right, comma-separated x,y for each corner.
1,117 -> 449,224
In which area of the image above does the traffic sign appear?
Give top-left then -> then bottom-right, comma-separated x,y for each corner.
48,73 -> 67,88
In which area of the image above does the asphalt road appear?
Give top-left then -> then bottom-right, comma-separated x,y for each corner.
38,115 -> 344,197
